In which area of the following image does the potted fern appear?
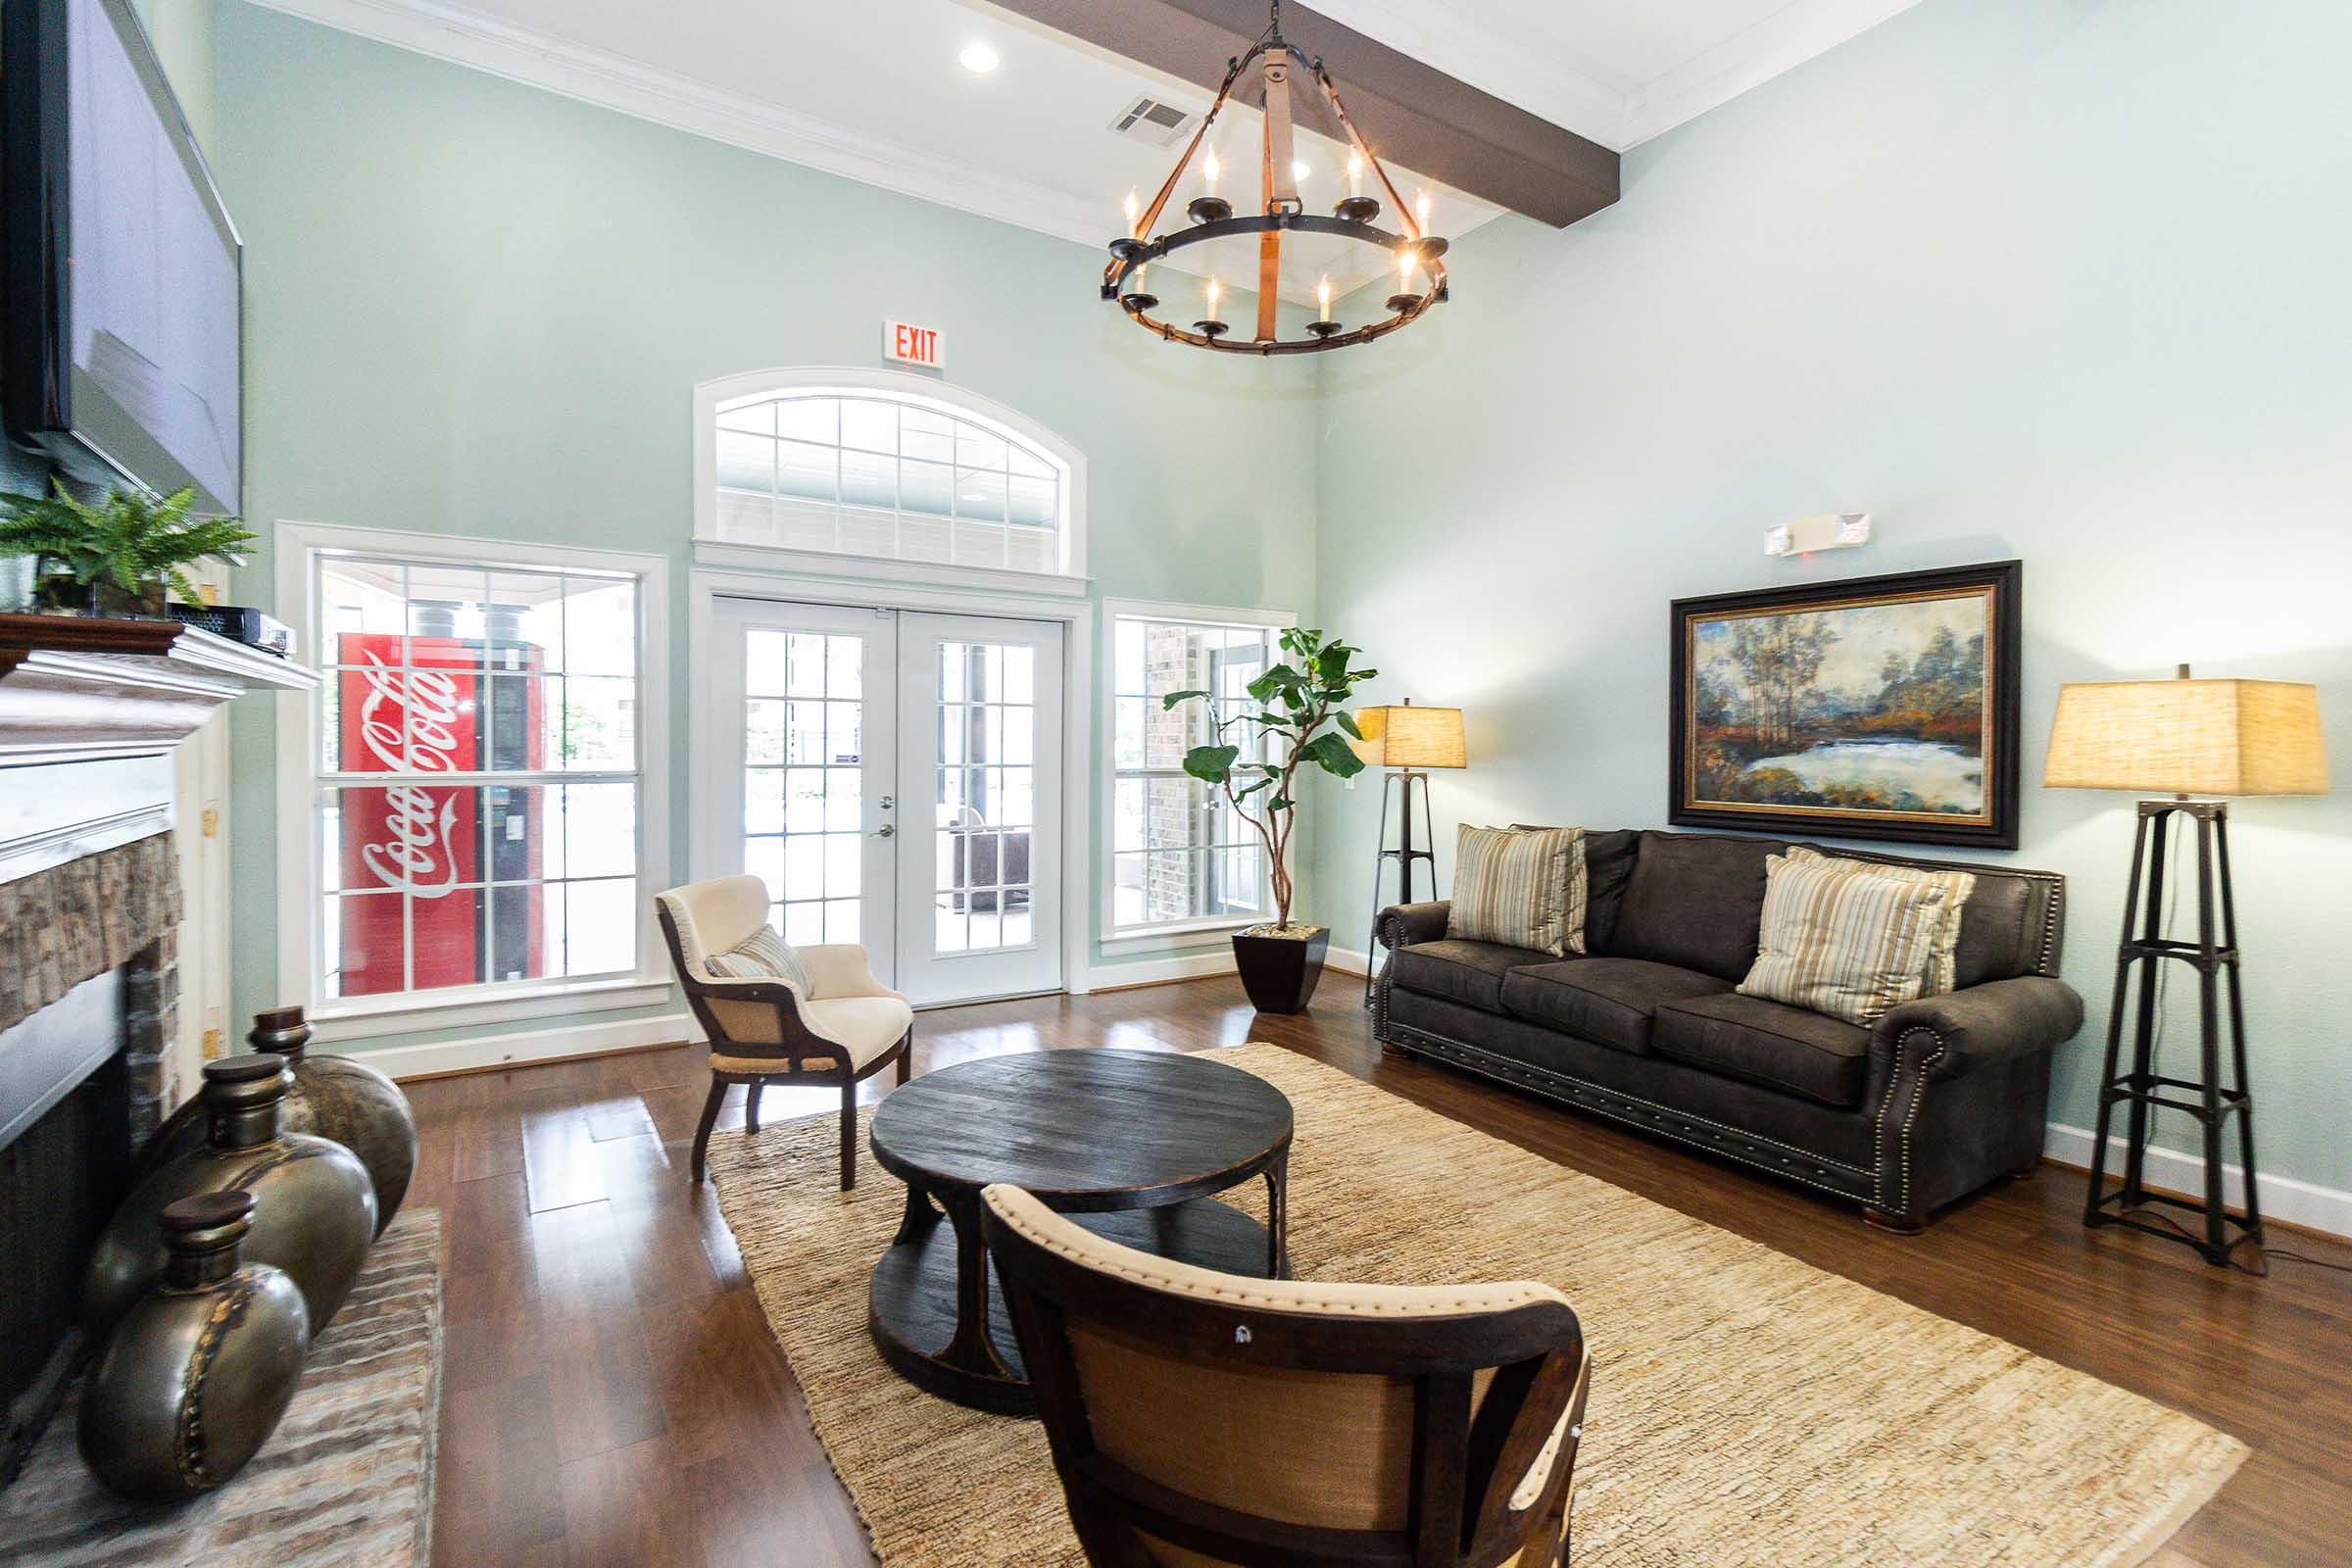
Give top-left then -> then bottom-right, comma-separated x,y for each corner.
1162,626 -> 1375,1013
0,481 -> 257,617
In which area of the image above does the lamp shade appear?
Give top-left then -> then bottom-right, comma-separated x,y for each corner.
1351,704 -> 1466,769
2042,678 -> 2328,796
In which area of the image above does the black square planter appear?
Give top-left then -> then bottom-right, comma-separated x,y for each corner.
1231,926 -> 1330,1015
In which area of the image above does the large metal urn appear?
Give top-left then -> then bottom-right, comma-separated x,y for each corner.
78,1191 -> 312,1501
133,1006 -> 417,1238
83,1054 -> 376,1345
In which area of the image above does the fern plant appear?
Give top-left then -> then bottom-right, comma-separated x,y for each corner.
0,480 -> 257,613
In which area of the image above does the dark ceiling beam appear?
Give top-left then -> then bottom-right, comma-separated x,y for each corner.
986,0 -> 1617,229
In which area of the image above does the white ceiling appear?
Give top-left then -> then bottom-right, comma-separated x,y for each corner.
244,0 -> 1924,305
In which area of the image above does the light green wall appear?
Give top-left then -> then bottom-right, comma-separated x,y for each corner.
135,0 -> 217,154
1309,0 -> 2352,1190
201,0 -> 2352,1194
207,2 -> 1321,1045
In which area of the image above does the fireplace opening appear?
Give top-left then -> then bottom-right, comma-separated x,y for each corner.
0,968 -> 133,1488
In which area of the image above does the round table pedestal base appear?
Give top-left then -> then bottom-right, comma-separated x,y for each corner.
868,1197 -> 1277,1415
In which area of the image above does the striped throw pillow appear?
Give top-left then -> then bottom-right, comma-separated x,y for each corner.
1785,847 -> 1976,997
1739,853 -> 1956,1025
705,924 -> 813,993
1447,826 -> 1588,957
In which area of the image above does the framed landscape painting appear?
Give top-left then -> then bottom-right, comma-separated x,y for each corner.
1669,561 -> 2022,849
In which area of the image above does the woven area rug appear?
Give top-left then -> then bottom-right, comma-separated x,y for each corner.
0,1206 -> 443,1567
709,1047 -> 2244,1568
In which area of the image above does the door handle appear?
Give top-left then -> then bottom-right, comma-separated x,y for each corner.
875,823 -> 897,838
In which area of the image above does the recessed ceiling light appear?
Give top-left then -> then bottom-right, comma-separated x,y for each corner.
959,41 -> 1000,74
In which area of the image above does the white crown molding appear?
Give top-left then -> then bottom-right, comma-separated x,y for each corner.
243,0 -> 1108,246
1620,0 -> 1928,148
1317,0 -> 1929,154
246,0 -> 1928,241
1307,0 -> 1635,148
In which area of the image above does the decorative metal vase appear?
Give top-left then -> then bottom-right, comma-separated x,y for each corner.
84,1054 -> 376,1346
78,1190 -> 312,1502
134,1006 -> 417,1238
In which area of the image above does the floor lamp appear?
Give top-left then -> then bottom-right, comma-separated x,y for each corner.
2043,665 -> 2328,1266
1353,701 -> 1465,1006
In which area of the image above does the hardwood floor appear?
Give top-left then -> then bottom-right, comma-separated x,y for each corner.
410,977 -> 2351,1568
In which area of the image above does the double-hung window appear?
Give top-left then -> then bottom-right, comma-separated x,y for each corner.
283,526 -> 669,1024
1105,605 -> 1290,939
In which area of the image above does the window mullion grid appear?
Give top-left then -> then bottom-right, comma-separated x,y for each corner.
312,553 -> 649,1006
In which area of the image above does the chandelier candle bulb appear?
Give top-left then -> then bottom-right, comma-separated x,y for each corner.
1123,186 -> 1141,237
1203,147 -> 1220,195
1348,150 -> 1363,197
1196,276 -> 1229,339
1318,275 -> 1331,321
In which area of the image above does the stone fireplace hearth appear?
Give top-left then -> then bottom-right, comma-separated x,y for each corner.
0,835 -> 181,1486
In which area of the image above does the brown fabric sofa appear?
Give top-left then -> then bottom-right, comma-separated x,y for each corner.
1375,830 -> 2084,1231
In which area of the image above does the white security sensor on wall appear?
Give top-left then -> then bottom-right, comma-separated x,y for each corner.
1765,513 -> 1872,557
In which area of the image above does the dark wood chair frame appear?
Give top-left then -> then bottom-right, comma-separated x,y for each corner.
658,901 -> 912,1189
984,1196 -> 1592,1568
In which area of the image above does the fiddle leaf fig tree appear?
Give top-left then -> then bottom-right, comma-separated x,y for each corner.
1161,626 -> 1376,933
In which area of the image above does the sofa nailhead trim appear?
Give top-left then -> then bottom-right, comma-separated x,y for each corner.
1870,1025 -> 1947,1215
1380,1024 -> 1873,1204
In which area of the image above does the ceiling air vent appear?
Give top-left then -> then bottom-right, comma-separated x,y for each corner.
1108,94 -> 1198,148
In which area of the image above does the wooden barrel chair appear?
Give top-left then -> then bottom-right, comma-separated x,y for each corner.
982,1182 -> 1592,1568
655,875 -> 912,1188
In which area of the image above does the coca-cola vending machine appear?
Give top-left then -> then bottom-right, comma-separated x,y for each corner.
338,604 -> 546,994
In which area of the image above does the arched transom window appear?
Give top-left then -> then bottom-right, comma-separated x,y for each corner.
695,369 -> 1081,578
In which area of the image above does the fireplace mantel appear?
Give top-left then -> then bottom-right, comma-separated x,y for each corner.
0,612 -> 318,768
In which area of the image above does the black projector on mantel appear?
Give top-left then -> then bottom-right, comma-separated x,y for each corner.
167,603 -> 294,659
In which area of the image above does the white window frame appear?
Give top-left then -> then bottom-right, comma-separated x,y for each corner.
691,367 -> 1089,598
1100,599 -> 1298,955
272,520 -> 673,1041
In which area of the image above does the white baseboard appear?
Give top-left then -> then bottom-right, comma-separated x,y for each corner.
365,1011 -> 702,1081
2043,1122 -> 2351,1240
1082,948 -> 1239,992
1084,942 -> 1375,993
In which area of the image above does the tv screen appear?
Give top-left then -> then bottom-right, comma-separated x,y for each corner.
4,0 -> 241,514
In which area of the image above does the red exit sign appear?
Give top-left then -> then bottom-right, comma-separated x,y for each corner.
883,319 -> 944,368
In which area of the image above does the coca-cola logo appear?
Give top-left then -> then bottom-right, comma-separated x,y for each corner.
354,648 -> 464,899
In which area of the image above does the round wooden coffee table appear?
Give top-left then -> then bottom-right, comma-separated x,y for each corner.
866,1048 -> 1294,1413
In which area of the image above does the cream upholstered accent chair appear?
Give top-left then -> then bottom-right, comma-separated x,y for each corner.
654,874 -> 911,1188
981,1183 -> 1592,1568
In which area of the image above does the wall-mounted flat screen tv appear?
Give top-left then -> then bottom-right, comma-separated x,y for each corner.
3,0 -> 241,513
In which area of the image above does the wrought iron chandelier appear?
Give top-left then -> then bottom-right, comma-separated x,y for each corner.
1101,0 -> 1449,356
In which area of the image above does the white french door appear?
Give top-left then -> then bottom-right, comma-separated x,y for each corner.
895,612 -> 1063,1005
711,600 -> 899,963
710,599 -> 1062,1005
